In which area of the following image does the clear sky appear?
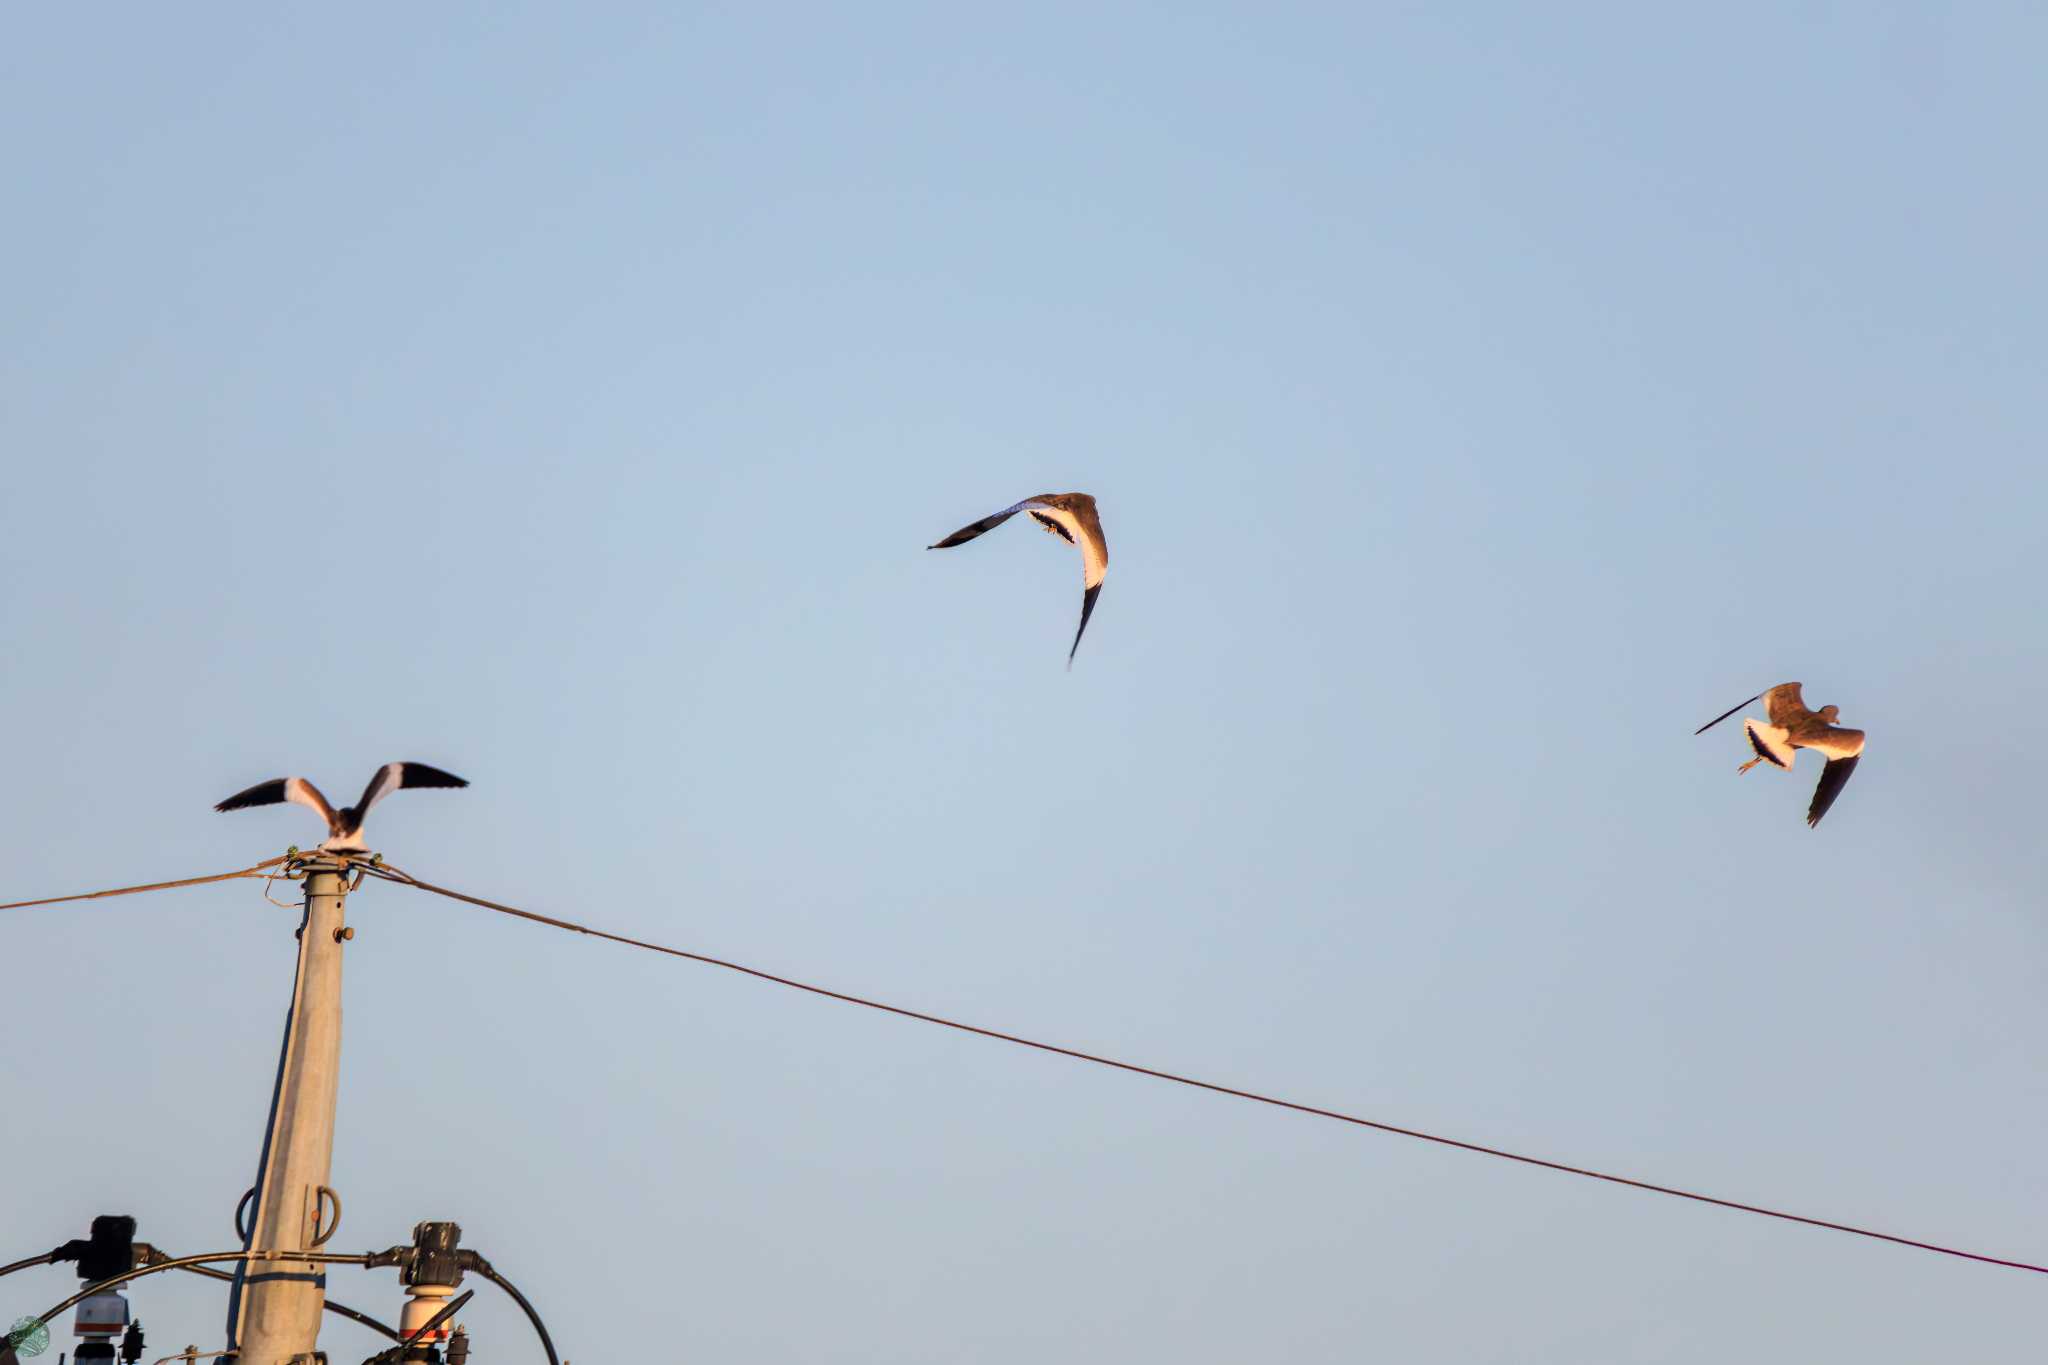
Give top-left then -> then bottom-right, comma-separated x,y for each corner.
5,4 -> 2046,1360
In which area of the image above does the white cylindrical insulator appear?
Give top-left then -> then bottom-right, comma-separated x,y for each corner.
74,1288 -> 130,1337
400,1284 -> 456,1343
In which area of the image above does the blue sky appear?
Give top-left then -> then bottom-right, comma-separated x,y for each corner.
5,4 -> 2046,1360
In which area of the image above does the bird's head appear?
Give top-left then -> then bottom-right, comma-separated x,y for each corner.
1818,704 -> 1840,722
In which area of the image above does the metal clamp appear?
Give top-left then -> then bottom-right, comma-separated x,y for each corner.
311,1186 -> 342,1247
235,1185 -> 341,1248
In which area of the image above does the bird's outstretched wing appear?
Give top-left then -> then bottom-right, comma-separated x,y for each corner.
1764,682 -> 1809,727
1744,722 -> 1794,769
1799,726 -> 1863,827
1030,496 -> 1108,665
928,500 -> 1038,549
215,777 -> 338,830
1069,582 -> 1102,666
1806,754 -> 1860,827
1695,691 -> 1764,735
215,778 -> 289,812
355,762 -> 469,816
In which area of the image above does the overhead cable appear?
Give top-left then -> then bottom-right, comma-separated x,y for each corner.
359,861 -> 2048,1280
0,856 -> 290,912
10,855 -> 2041,1280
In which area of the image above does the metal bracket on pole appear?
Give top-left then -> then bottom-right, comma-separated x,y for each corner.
225,855 -> 353,1364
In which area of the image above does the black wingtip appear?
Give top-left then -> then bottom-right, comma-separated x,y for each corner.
215,778 -> 289,813
398,763 -> 469,791
1067,582 -> 1102,667
1694,692 -> 1764,736
1804,754 -> 1859,828
930,507 -> 1025,551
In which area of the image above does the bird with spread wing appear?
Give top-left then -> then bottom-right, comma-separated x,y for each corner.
927,492 -> 1108,666
215,763 -> 468,852
1695,683 -> 1864,828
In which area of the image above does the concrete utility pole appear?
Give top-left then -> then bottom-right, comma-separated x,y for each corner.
225,855 -> 351,1364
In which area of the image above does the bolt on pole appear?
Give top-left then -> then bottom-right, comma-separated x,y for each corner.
225,855 -> 350,1364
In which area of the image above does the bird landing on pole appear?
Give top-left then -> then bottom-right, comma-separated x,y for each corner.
216,763 -> 467,852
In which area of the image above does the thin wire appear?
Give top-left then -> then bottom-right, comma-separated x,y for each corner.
15,1250 -> 373,1349
0,855 -> 292,912
6,852 -> 2040,1279
363,860 -> 2048,1280
0,1252 -> 55,1279
261,863 -> 303,909
466,1258 -> 562,1365
167,1261 -> 400,1341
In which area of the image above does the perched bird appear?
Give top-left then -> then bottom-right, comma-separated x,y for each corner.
1694,683 -> 1864,828
214,763 -> 468,851
928,493 -> 1108,665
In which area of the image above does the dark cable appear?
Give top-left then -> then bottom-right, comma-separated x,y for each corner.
166,1262 -> 400,1341
0,855 -> 292,912
308,1295 -> 401,1344
466,1258 -> 561,1365
366,861 -> 2048,1280
8,1250 -> 371,1359
6,1242 -> 397,1343
10,849 -> 2042,1284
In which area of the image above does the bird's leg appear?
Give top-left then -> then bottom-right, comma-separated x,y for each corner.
1737,757 -> 1763,774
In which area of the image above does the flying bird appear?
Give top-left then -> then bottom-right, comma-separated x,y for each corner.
928,493 -> 1108,665
214,763 -> 469,851
1694,683 -> 1864,828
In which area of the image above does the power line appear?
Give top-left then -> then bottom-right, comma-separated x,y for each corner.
355,860 -> 2048,1280
10,1249 -> 374,1356
0,855 -> 289,911
11,855 -> 2046,1280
